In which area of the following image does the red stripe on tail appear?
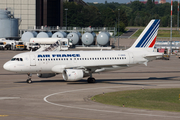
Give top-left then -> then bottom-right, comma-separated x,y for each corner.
149,36 -> 157,48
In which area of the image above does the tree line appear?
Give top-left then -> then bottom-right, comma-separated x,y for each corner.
63,0 -> 179,32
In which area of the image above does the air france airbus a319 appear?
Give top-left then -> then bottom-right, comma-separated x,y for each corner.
3,19 -> 162,83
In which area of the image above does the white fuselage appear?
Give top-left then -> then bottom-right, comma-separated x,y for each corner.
3,50 -> 152,74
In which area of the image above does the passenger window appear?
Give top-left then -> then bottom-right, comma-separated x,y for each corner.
74,58 -> 76,60
61,58 -> 63,60
82,58 -> 84,60
70,58 -> 72,60
77,58 -> 79,60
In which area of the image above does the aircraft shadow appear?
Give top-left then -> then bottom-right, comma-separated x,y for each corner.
67,76 -> 179,85
15,76 -> 180,86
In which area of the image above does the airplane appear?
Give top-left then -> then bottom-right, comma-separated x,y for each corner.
3,19 -> 162,83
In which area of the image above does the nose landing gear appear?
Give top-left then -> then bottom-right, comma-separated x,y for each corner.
27,73 -> 32,83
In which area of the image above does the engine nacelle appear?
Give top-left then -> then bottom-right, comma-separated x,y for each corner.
62,69 -> 83,81
37,73 -> 56,78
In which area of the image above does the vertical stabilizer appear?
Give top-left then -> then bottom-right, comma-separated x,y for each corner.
128,19 -> 160,52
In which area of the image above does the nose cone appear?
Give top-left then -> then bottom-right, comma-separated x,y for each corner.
3,61 -> 12,71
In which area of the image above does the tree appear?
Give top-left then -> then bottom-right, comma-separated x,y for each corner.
146,0 -> 155,11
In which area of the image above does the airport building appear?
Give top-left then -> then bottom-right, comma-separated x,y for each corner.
0,0 -> 87,30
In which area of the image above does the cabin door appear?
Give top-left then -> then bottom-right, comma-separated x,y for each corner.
128,53 -> 134,64
29,54 -> 36,66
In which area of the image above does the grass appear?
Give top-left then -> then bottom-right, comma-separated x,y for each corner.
91,88 -> 180,112
131,29 -> 180,38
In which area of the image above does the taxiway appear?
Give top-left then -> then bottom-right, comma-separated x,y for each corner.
0,51 -> 180,120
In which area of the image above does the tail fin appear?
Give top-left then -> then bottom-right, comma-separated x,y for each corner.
128,19 -> 160,52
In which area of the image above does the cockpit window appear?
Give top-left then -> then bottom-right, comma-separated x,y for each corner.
11,58 -> 23,61
11,58 -> 16,61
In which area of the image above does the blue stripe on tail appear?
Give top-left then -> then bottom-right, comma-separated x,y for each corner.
140,20 -> 160,47
135,20 -> 160,48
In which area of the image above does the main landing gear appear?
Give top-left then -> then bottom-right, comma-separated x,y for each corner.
87,77 -> 96,83
87,72 -> 96,83
27,73 -> 32,83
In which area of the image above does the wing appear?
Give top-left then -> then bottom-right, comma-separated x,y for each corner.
66,64 -> 129,73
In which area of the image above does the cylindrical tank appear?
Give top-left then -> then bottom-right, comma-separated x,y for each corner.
82,32 -> 96,46
67,32 -> 81,45
0,9 -> 19,38
0,9 -> 8,19
37,32 -> 52,38
52,31 -> 67,38
21,31 -> 38,42
97,32 -> 110,46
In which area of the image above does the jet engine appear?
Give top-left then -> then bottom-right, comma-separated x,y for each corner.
62,69 -> 83,81
37,73 -> 56,78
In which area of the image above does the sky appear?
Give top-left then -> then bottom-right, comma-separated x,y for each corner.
83,0 -> 179,4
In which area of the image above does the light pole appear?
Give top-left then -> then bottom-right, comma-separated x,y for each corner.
178,0 -> 179,32
170,0 -> 173,55
65,8 -> 68,31
118,9 -> 120,49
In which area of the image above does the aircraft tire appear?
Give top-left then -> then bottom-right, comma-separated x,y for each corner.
26,79 -> 32,84
87,77 -> 96,83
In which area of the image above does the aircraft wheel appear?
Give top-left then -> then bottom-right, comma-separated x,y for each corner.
26,79 -> 32,84
87,77 -> 96,83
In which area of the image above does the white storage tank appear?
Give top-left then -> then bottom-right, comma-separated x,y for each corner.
67,32 -> 81,45
37,32 -> 52,38
82,32 -> 96,46
21,31 -> 37,42
0,9 -> 19,38
97,32 -> 110,46
52,31 -> 67,38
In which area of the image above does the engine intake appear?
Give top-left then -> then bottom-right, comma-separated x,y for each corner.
62,69 -> 83,81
